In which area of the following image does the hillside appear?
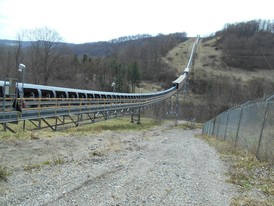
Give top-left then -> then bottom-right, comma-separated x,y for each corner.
1,22 -> 273,122
165,36 -> 274,85
195,37 -> 274,82
163,33 -> 274,122
163,38 -> 196,73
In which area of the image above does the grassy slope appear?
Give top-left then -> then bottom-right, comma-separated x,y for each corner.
160,37 -> 274,119
163,38 -> 196,73
165,36 -> 274,82
193,37 -> 274,82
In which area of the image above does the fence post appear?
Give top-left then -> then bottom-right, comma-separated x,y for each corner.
235,101 -> 250,148
256,95 -> 274,159
212,118 -> 217,137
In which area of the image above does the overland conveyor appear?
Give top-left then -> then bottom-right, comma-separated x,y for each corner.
0,36 -> 199,132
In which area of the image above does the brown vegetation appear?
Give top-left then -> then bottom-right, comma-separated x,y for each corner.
218,19 -> 274,70
177,21 -> 274,121
1,21 -> 274,122
200,134 -> 274,206
0,30 -> 186,92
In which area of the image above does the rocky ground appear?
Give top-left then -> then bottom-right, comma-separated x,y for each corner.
0,123 -> 237,205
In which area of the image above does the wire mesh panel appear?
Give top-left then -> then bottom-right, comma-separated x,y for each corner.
236,102 -> 266,155
216,111 -> 228,139
212,117 -> 219,137
257,101 -> 274,162
225,107 -> 241,143
209,120 -> 214,136
204,119 -> 214,136
203,121 -> 210,135
203,118 -> 211,135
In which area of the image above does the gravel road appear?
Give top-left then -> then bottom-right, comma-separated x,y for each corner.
0,124 -> 237,205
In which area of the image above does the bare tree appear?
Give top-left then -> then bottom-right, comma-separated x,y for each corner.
25,27 -> 65,84
14,32 -> 24,70
0,32 -> 24,80
0,45 -> 14,79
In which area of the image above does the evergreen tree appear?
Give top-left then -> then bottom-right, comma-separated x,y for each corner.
82,54 -> 88,63
129,61 -> 140,93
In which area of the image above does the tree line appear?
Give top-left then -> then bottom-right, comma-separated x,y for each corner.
217,19 -> 274,70
190,72 -> 274,121
0,27 -> 187,93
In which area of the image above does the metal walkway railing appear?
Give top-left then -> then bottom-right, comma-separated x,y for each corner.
0,89 -> 176,132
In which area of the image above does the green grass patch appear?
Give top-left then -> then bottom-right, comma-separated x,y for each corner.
23,163 -> 41,172
52,158 -> 65,165
231,197 -> 273,206
0,130 -> 32,140
41,160 -> 51,166
0,117 -> 160,140
198,135 -> 274,205
0,165 -> 10,181
62,117 -> 160,136
23,157 -> 65,173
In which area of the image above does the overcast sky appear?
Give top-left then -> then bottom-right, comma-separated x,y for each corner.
0,0 -> 273,44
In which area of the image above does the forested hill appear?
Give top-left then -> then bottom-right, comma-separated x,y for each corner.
181,19 -> 274,121
215,19 -> 274,70
0,33 -> 187,57
0,31 -> 187,92
68,33 -> 187,57
68,34 -> 155,57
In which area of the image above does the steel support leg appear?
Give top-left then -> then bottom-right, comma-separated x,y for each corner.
137,107 -> 141,124
175,91 -> 179,126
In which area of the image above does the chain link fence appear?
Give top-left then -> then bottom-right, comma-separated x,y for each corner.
202,95 -> 274,162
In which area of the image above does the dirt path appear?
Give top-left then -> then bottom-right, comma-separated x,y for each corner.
0,125 -> 237,205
